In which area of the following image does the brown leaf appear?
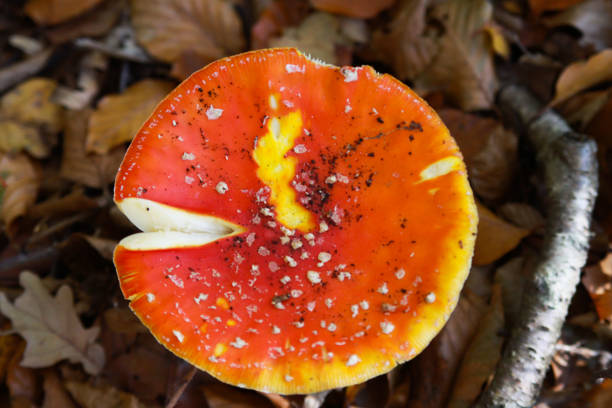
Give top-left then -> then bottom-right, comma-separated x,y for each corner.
0,332 -> 21,382
448,285 -> 505,408
6,341 -> 40,402
62,109 -> 125,188
528,0 -> 586,17
544,0 -> 612,51
86,80 -> 173,154
409,290 -> 487,408
556,88 -> 611,129
497,202 -> 546,231
551,49 -> 612,105
440,110 -> 518,201
0,271 -> 105,375
46,0 -> 124,44
369,0 -> 438,79
0,153 -> 39,227
582,264 -> 612,321
0,78 -> 64,158
474,201 -> 529,265
494,257 -> 525,327
42,369 -> 77,408
65,381 -> 148,408
130,0 -> 245,65
310,0 -> 395,18
203,383 -> 275,408
269,12 -> 356,65
24,0 -> 105,25
251,0 -> 310,49
583,378 -> 612,408
414,0 -> 497,111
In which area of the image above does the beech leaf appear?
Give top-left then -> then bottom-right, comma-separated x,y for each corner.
24,0 -> 105,25
65,381 -> 147,408
0,271 -> 105,375
474,201 -> 529,265
130,0 -> 245,65
551,48 -> 612,106
310,0 -> 395,18
86,79 -> 174,154
414,0 -> 497,111
0,153 -> 39,227
370,0 -> 438,79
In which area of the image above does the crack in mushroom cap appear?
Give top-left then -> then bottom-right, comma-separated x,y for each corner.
113,48 -> 478,394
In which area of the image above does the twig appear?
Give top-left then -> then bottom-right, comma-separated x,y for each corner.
165,365 -> 197,408
475,85 -> 598,407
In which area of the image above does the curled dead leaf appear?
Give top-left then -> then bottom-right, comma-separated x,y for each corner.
65,381 -> 148,408
310,0 -> 395,18
0,271 -> 105,375
86,80 -> 174,155
24,0 -> 105,25
474,201 -> 529,265
0,153 -> 39,227
414,0 -> 497,111
551,49 -> 612,106
130,0 -> 245,66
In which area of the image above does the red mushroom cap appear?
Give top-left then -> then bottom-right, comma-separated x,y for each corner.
113,48 -> 477,394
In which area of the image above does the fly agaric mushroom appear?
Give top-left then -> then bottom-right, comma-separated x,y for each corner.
113,48 -> 477,394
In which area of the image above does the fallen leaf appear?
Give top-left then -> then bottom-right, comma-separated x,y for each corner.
65,381 -> 148,408
24,0 -> 105,25
269,12 -> 354,65
42,369 -> 77,408
130,0 -> 245,67
46,0 -> 124,44
494,256 -> 527,328
0,78 -> 64,158
414,0 -> 497,111
601,252 -> 612,277
409,290 -> 487,408
484,23 -> 510,59
440,109 -> 518,201
62,109 -> 126,187
582,264 -> 612,321
0,153 -> 39,227
0,49 -> 54,94
528,0 -> 586,17
497,202 -> 546,231
448,285 -> 505,408
551,49 -> 612,105
202,383 -> 275,408
556,88 -> 611,129
86,80 -> 173,154
0,271 -> 105,375
369,0 -> 438,79
544,0 -> 612,51
0,331 -> 21,382
6,341 -> 40,403
251,0 -> 310,49
474,201 -> 530,265
310,0 -> 395,18
583,378 -> 612,408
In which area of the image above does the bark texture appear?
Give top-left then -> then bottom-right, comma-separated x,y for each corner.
475,85 -> 598,408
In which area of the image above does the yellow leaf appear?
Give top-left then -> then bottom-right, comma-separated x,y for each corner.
130,0 -> 245,64
484,23 -> 510,59
474,201 -> 529,265
24,0 -> 104,25
414,0 -> 497,111
551,48 -> 612,105
0,121 -> 50,158
0,272 -> 104,375
0,153 -> 39,227
86,79 -> 174,154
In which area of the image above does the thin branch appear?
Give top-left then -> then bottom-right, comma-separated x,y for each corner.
475,85 -> 598,408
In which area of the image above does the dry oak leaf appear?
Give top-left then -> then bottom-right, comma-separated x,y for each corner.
65,381 -> 147,408
86,79 -> 174,154
0,153 -> 39,227
130,0 -> 245,65
414,0 -> 497,111
551,48 -> 612,106
0,271 -> 105,375
310,0 -> 395,18
473,201 -> 529,265
24,0 -> 104,25
370,0 -> 439,79
544,0 -> 612,51
0,78 -> 64,158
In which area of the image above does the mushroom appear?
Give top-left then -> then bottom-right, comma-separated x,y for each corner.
113,48 -> 477,394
